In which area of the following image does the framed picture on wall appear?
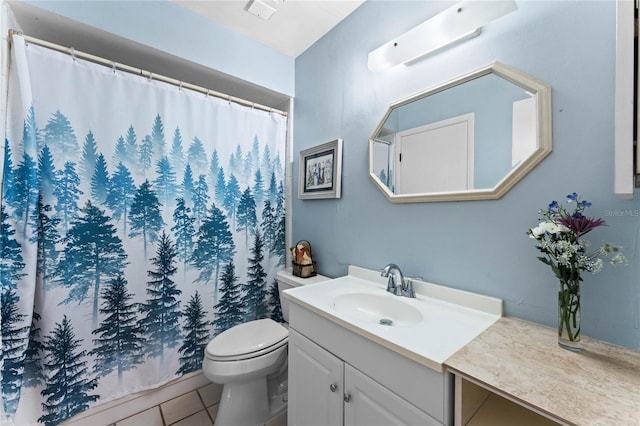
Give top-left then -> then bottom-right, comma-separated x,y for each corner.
298,138 -> 343,199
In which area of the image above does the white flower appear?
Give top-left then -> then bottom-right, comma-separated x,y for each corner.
539,239 -> 551,250
577,255 -> 590,268
552,223 -> 570,233
589,259 -> 603,273
557,252 -> 571,266
610,253 -> 627,265
555,240 -> 579,255
530,221 -> 569,238
529,222 -> 549,237
600,243 -> 621,256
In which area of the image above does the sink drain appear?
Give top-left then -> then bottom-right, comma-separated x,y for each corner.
379,318 -> 393,326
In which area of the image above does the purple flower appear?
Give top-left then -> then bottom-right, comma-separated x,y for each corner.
567,192 -> 578,202
548,200 -> 558,210
557,214 -> 605,236
577,200 -> 592,208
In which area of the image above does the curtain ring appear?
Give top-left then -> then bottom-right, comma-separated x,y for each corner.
147,72 -> 153,83
111,62 -> 117,74
205,89 -> 210,98
69,47 -> 76,61
179,81 -> 183,92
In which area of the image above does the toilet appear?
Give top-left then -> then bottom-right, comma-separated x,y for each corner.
203,269 -> 329,426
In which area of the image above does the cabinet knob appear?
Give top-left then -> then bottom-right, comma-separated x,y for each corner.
329,383 -> 337,392
343,393 -> 351,403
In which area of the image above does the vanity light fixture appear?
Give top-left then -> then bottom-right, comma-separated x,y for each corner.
368,0 -> 517,72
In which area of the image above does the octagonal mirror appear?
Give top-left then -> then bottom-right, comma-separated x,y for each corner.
369,61 -> 552,203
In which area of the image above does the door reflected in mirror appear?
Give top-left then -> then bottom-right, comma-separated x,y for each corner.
369,62 -> 551,203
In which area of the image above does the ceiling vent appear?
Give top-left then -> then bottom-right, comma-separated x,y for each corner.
247,0 -> 277,21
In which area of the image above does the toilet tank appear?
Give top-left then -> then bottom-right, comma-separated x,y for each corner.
277,269 -> 330,322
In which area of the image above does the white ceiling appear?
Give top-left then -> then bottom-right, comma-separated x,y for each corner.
173,0 -> 365,58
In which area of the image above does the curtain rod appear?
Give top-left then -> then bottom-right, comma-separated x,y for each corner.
8,30 -> 288,117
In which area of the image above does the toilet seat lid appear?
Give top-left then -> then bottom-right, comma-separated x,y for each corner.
206,319 -> 288,358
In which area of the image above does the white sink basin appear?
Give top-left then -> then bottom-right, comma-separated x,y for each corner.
333,292 -> 423,326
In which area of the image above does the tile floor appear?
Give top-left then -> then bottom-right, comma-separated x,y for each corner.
111,382 -> 287,426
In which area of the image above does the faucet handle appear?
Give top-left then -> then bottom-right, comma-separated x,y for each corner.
402,278 -> 416,298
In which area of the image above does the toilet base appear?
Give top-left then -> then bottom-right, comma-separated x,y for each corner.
214,367 -> 288,426
216,378 -> 269,426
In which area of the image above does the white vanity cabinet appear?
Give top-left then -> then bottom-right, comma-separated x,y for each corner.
288,329 -> 343,425
343,361 -> 440,426
289,329 -> 441,426
287,302 -> 452,426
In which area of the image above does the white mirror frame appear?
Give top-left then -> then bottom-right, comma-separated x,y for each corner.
368,61 -> 552,203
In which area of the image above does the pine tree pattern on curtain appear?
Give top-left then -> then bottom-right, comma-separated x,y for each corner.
0,36 -> 287,426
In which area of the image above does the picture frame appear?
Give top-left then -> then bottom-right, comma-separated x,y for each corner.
298,138 -> 343,199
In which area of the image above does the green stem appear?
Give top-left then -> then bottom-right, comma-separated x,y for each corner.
559,280 -> 580,342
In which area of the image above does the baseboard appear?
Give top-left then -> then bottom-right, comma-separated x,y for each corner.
62,371 -> 211,426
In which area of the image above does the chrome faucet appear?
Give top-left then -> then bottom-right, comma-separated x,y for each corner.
380,264 -> 415,298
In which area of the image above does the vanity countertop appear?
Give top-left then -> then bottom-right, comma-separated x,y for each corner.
445,316 -> 640,426
283,265 -> 502,372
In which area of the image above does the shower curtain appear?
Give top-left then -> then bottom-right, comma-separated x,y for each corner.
0,35 -> 287,426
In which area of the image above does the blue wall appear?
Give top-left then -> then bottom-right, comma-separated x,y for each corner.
293,1 -> 640,350
22,0 -> 295,96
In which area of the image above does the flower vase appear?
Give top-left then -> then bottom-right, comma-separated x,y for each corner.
558,280 -> 581,351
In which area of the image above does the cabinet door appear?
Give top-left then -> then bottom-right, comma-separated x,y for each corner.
344,364 -> 441,426
288,329 -> 344,426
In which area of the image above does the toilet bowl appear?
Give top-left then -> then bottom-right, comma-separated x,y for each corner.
202,269 -> 329,426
